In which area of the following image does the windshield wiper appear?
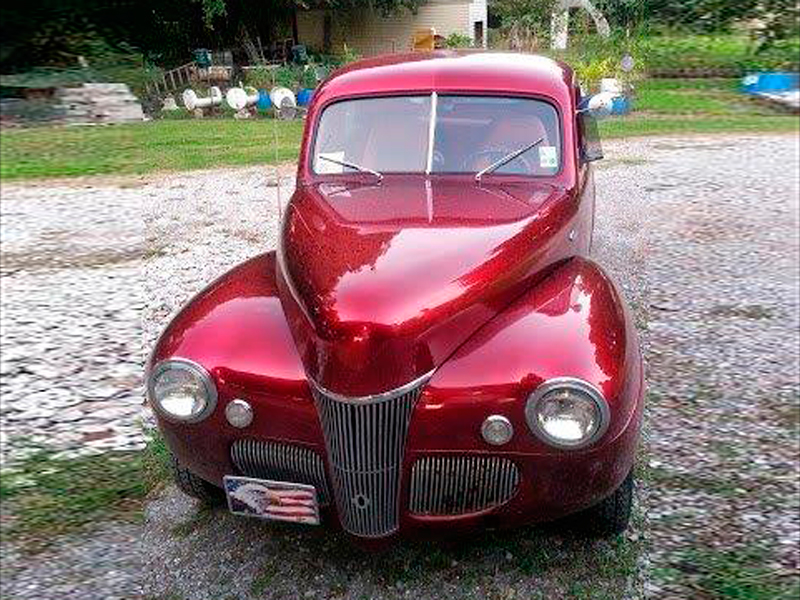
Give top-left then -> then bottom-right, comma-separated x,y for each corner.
317,155 -> 383,182
474,137 -> 544,182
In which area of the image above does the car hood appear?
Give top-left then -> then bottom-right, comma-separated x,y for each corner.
277,176 -> 575,396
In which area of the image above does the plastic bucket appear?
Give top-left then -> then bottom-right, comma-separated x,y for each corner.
297,88 -> 315,106
257,89 -> 272,110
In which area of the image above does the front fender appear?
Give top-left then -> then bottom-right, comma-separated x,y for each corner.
148,252 -> 322,484
409,257 -> 644,456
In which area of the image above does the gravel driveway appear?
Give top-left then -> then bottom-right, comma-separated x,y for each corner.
1,134 -> 797,599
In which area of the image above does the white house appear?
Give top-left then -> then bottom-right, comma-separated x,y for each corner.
296,0 -> 488,57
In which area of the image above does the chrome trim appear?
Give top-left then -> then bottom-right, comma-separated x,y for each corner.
524,377 -> 610,449
308,369 -> 435,405
311,375 -> 432,537
409,456 -> 520,515
425,91 -> 438,174
481,414 -> 514,446
147,358 -> 217,424
230,439 -> 331,505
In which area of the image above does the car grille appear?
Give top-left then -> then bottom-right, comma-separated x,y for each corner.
409,456 -> 520,515
311,374 -> 430,538
229,439 -> 331,505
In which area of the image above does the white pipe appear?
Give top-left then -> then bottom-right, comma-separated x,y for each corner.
182,86 -> 222,111
226,86 -> 260,110
269,87 -> 297,119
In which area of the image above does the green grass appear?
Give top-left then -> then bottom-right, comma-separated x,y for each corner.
0,79 -> 796,181
677,547 -> 800,600
0,118 -> 304,180
600,114 -> 799,138
142,427 -> 172,492
599,78 -> 799,138
642,34 -> 800,73
1,431 -> 172,548
0,448 -> 144,546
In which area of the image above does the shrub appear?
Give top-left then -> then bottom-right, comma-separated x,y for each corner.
539,32 -> 799,83
242,65 -> 274,89
444,33 -> 473,48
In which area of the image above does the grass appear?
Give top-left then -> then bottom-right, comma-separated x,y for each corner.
599,78 -> 800,138
676,547 -> 800,600
0,79 -> 796,181
641,34 -> 800,73
1,431 -> 172,549
0,448 -> 144,546
0,118 -> 304,180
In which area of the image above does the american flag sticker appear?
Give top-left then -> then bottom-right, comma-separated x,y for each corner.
223,476 -> 321,525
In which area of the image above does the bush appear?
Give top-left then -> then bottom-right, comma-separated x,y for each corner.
242,65 -> 274,89
444,33 -> 473,48
539,33 -> 799,85
545,32 -> 647,89
245,64 -> 320,91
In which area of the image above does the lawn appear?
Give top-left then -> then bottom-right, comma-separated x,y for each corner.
0,118 -> 305,180
0,79 -> 796,181
599,78 -> 799,138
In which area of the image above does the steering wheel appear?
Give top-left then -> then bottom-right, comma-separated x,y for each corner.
462,147 -> 535,175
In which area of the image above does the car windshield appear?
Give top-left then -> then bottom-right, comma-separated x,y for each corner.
312,94 -> 561,177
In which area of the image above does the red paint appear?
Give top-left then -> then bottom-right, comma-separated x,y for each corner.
150,52 -> 644,543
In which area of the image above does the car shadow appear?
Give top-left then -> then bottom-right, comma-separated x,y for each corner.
144,485 -> 641,598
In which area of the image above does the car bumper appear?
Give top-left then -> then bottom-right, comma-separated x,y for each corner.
157,366 -> 643,541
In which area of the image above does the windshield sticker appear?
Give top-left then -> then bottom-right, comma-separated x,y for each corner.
539,146 -> 558,169
317,151 -> 345,174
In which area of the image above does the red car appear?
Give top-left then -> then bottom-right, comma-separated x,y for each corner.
147,51 -> 644,542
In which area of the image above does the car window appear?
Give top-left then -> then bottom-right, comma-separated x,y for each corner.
313,95 -> 431,174
433,96 -> 561,175
312,94 -> 562,177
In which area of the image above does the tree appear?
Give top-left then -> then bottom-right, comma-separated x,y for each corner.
754,0 -> 800,49
491,0 -> 557,50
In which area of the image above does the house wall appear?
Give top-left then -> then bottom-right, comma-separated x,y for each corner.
296,0 -> 488,57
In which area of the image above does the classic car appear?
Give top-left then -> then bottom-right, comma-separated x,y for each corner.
147,51 -> 644,543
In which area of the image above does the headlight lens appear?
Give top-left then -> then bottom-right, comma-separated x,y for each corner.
148,359 -> 217,423
525,378 -> 609,449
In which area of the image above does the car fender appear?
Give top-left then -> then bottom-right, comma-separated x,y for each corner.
148,252 -> 322,483
408,256 -> 644,456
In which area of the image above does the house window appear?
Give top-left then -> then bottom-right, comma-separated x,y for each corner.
473,21 -> 484,47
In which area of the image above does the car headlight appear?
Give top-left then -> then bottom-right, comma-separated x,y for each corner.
147,358 -> 217,423
525,378 -> 609,449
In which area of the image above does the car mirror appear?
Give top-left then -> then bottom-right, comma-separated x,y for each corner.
578,111 -> 603,163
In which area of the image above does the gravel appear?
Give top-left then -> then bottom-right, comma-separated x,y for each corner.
0,522 -> 140,600
0,134 -> 797,599
0,180 -> 146,458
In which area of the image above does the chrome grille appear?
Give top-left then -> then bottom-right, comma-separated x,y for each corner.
409,456 -> 520,515
230,439 -> 331,505
312,375 -> 430,538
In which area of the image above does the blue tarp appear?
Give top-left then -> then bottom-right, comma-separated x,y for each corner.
741,72 -> 799,95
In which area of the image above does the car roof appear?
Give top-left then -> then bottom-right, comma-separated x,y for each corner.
314,51 -> 576,106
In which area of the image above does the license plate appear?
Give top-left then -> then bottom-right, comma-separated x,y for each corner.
223,475 -> 321,525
